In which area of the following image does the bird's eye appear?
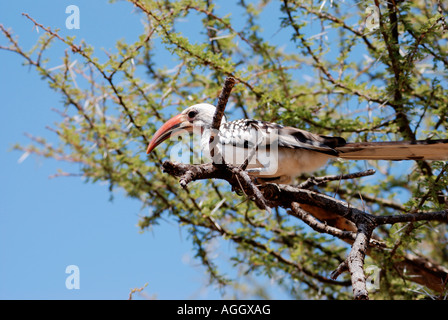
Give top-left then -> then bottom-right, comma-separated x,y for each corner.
187,110 -> 198,119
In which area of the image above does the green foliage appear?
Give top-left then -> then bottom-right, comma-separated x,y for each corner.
2,0 -> 448,299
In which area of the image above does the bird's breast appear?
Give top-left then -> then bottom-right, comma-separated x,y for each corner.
217,144 -> 331,178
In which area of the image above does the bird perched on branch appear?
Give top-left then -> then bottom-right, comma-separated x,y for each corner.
146,103 -> 448,184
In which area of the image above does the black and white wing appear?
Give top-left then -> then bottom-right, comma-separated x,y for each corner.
219,119 -> 346,156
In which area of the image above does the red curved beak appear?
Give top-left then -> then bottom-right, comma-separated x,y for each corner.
146,114 -> 191,154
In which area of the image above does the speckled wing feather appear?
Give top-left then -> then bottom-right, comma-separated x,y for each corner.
219,120 -> 346,156
276,126 -> 346,156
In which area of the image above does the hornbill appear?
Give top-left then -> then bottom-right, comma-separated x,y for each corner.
146,103 -> 448,184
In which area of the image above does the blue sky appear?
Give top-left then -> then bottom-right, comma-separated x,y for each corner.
0,0 -> 411,300
0,0 -> 301,300
0,0 -> 227,300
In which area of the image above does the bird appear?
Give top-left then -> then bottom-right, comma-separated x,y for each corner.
146,103 -> 448,184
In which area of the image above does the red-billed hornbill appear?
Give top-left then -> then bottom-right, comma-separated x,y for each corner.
146,103 -> 448,184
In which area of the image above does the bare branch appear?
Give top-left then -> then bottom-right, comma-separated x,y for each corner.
209,77 -> 237,161
297,169 -> 376,189
346,223 -> 373,300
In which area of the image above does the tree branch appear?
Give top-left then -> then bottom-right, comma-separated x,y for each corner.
209,76 -> 236,161
297,169 -> 376,189
162,158 -> 448,296
345,223 -> 373,300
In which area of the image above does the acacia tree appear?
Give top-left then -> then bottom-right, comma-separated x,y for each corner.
1,0 -> 448,299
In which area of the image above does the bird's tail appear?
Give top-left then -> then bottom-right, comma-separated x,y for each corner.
336,139 -> 448,161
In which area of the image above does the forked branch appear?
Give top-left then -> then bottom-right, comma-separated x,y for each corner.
162,77 -> 448,299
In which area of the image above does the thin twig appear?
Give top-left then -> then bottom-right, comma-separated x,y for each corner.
298,169 -> 376,189
209,77 -> 237,160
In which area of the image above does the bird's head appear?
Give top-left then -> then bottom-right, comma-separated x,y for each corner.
146,103 -> 222,154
